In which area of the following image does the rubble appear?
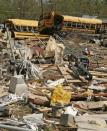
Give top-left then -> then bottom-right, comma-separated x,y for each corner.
9,75 -> 28,96
1,31 -> 107,131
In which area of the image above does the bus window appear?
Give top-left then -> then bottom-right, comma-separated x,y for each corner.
20,26 -> 23,32
22,26 -> 27,32
28,26 -> 33,32
63,22 -> 67,26
14,25 -> 20,32
90,24 -> 95,30
95,24 -> 101,33
72,22 -> 76,27
89,24 -> 91,29
33,27 -> 37,32
77,23 -> 82,28
19,26 -> 22,31
20,26 -> 25,32
67,22 -> 71,27
82,24 -> 86,29
86,24 -> 90,29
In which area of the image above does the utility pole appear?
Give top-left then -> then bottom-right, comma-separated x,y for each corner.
54,0 -> 57,11
40,0 -> 44,16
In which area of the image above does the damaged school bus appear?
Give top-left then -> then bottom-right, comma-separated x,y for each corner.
62,15 -> 103,34
38,11 -> 64,35
4,19 -> 39,39
38,11 -> 105,35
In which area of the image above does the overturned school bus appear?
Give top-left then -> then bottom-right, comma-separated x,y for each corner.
3,19 -> 49,40
38,11 -> 64,35
38,11 -> 106,35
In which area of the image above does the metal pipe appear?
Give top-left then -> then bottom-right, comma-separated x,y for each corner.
32,31 -> 45,45
0,124 -> 34,131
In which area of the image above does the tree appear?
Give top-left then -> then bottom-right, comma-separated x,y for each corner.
0,0 -> 107,22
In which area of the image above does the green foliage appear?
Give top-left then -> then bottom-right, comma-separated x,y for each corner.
0,0 -> 41,22
0,0 -> 107,22
56,0 -> 106,17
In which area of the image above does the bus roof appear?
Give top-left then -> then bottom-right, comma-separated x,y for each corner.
6,19 -> 38,27
63,15 -> 102,24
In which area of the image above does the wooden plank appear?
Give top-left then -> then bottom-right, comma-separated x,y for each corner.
57,65 -> 71,83
75,115 -> 107,125
90,71 -> 107,77
67,68 -> 88,83
87,114 -> 107,120
57,66 -> 86,84
77,129 -> 96,131
77,123 -> 107,131
95,68 -> 107,73
74,101 -> 107,110
76,115 -> 107,131
93,77 -> 107,82
67,79 -> 82,83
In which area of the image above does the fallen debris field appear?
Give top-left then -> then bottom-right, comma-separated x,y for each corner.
0,32 -> 107,131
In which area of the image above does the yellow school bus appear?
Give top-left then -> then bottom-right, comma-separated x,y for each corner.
4,19 -> 49,40
62,15 -> 103,34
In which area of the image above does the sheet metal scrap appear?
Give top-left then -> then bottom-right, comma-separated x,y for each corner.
65,52 -> 92,81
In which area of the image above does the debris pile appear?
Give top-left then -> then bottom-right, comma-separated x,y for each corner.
0,32 -> 107,131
